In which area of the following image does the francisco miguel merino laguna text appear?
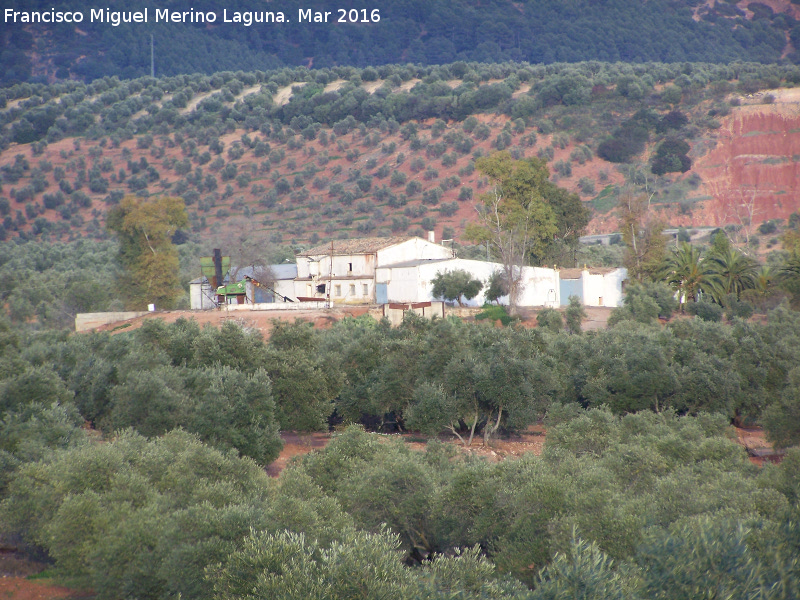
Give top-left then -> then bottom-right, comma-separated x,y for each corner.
4,7 -> 382,26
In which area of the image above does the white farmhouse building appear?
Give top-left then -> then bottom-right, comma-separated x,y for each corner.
294,236 -> 453,303
189,235 -> 627,310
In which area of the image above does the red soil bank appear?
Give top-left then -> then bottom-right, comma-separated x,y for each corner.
697,110 -> 800,225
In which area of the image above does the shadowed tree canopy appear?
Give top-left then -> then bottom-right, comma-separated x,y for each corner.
485,270 -> 510,304
538,181 -> 592,265
650,138 -> 692,175
106,196 -> 188,310
620,193 -> 667,282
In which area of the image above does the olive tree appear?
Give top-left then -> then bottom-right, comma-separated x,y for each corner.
431,269 -> 483,306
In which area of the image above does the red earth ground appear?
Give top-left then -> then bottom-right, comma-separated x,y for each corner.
0,553 -> 92,600
0,577 -> 91,600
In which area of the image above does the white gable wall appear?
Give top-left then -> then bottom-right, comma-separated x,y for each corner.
378,264 -> 425,302
377,238 -> 453,265
518,267 -> 561,307
581,268 -> 627,307
273,279 -> 297,301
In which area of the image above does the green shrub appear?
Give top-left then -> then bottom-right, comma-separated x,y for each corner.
475,304 -> 516,326
686,300 -> 723,322
537,307 -> 563,332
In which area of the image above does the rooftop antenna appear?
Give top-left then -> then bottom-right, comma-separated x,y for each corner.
150,34 -> 154,78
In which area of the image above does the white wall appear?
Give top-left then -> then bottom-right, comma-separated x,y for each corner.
581,268 -> 627,307
379,264 -> 427,303
378,259 -> 561,307
378,238 -> 452,265
297,258 -> 313,279
329,279 -> 374,303
190,281 -> 218,310
416,259 -> 500,306
326,254 -> 375,277
518,267 -> 561,308
273,279 -> 297,301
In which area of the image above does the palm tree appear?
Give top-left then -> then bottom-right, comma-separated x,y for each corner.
754,265 -> 774,295
779,252 -> 800,306
706,247 -> 758,303
743,265 -> 776,311
659,242 -> 718,310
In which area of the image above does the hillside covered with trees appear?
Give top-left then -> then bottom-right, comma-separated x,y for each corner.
2,60 -> 800,251
2,0 -> 796,86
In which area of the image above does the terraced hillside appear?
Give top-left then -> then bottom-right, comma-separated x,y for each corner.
2,61 -> 800,247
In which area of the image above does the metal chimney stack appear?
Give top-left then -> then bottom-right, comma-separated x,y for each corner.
213,248 -> 223,289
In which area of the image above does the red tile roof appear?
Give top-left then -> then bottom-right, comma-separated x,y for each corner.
298,237 -> 415,257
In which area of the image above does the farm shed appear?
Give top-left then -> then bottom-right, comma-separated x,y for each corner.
559,267 -> 627,307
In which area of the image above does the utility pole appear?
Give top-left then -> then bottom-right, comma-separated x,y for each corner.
328,240 -> 333,308
150,34 -> 154,78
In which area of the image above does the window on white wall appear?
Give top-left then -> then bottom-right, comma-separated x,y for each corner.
362,284 -> 369,296
335,285 -> 341,296
349,284 -> 356,296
